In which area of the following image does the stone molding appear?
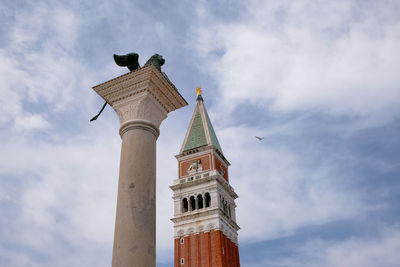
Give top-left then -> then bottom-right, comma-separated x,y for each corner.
171,207 -> 220,223
173,215 -> 239,244
119,120 -> 160,139
175,146 -> 213,161
170,171 -> 238,199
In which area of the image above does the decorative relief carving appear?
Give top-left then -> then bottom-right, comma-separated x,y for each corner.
187,159 -> 203,174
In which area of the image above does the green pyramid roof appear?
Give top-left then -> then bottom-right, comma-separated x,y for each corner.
204,109 -> 222,152
181,95 -> 223,154
183,106 -> 208,151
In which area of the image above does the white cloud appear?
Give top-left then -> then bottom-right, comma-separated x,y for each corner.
194,0 -> 400,122
256,227 -> 400,267
0,129 -> 120,264
14,113 -> 50,130
319,228 -> 400,267
9,3 -> 79,51
0,3 -> 94,132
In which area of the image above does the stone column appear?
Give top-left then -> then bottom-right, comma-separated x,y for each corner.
93,65 -> 187,267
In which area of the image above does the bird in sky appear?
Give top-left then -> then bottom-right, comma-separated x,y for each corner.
255,136 -> 264,141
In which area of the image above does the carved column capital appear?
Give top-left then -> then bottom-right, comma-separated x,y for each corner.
114,92 -> 167,129
93,65 -> 187,134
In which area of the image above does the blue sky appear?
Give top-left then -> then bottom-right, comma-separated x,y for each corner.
1,0 -> 400,266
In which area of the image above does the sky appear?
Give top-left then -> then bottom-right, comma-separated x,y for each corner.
1,0 -> 400,266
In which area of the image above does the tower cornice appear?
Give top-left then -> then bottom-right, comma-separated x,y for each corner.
175,146 -> 230,166
170,170 -> 238,199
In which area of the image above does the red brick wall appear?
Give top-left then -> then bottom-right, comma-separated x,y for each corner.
235,243 -> 240,267
200,231 -> 211,267
197,234 -> 201,266
184,236 -> 190,266
175,230 -> 240,267
190,235 -> 197,266
174,238 -> 180,266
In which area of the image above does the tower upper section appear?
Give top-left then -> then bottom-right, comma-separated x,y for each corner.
176,88 -> 230,182
171,88 -> 240,267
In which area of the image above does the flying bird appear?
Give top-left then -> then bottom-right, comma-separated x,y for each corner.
255,136 -> 264,141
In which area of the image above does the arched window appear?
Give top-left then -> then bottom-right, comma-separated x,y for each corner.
197,194 -> 204,209
182,198 -> 188,213
205,192 -> 211,207
190,196 -> 196,211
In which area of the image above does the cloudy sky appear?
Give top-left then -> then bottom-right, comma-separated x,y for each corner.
1,0 -> 400,266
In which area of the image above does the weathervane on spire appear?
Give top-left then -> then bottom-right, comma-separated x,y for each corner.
196,87 -> 203,101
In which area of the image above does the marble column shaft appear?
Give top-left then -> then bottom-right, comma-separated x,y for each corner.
112,120 -> 158,266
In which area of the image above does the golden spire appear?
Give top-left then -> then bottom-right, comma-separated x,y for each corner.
196,87 -> 202,96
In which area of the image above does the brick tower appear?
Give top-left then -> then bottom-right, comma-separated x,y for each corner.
170,88 -> 240,267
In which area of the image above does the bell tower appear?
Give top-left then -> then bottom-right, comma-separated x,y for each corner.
170,88 -> 240,267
